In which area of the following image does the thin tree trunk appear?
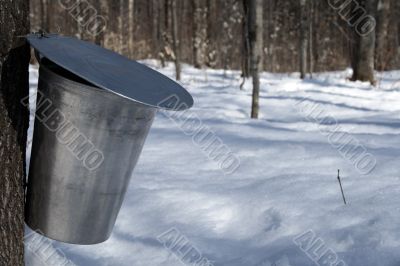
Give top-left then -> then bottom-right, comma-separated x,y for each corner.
119,0 -> 125,54
308,0 -> 314,78
158,0 -> 167,67
46,0 -> 51,32
375,0 -> 390,71
152,0 -> 159,55
128,0 -> 135,56
266,0 -> 273,72
171,0 -> 181,80
254,0 -> 263,71
40,0 -> 46,31
0,0 -> 30,265
241,0 -> 251,81
397,1 -> 400,67
351,0 -> 377,84
245,0 -> 263,119
93,0 -> 104,45
299,0 -> 308,79
206,0 -> 217,68
192,0 -> 208,69
76,0 -> 83,39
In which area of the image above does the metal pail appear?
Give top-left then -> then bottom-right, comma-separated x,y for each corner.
25,59 -> 157,244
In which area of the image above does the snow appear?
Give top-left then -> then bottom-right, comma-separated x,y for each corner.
25,62 -> 400,266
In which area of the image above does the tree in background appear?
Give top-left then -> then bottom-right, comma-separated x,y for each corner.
244,0 -> 263,119
171,0 -> 181,80
29,0 -> 400,74
308,0 -> 314,78
351,0 -> 377,84
241,1 -> 250,83
0,0 -> 30,264
299,0 -> 308,79
375,0 -> 391,71
192,0 -> 208,69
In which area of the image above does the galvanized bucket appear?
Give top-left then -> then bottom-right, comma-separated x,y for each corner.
25,59 -> 156,244
25,34 -> 193,244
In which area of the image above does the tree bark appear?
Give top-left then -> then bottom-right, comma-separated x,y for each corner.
299,0 -> 308,79
171,0 -> 182,80
40,0 -> 46,31
128,0 -> 135,56
206,0 -> 217,68
375,0 -> 390,71
93,0 -> 105,45
351,0 -> 377,84
152,0 -> 159,55
119,0 -> 125,54
241,0 -> 251,80
0,0 -> 30,265
192,0 -> 208,68
308,0 -> 314,78
46,0 -> 51,32
244,0 -> 263,119
76,0 -> 83,39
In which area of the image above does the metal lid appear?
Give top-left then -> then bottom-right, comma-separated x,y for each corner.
27,34 -> 193,111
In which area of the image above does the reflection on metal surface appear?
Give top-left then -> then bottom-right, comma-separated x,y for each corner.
25,59 -> 158,244
27,34 -> 193,110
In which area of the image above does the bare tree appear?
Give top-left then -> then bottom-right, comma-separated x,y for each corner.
192,0 -> 208,68
0,0 -> 30,264
308,0 -> 314,78
40,0 -> 46,30
206,0 -> 217,68
119,0 -> 126,54
299,0 -> 308,79
128,0 -> 135,56
152,0 -> 159,55
244,0 -> 263,119
375,0 -> 390,71
93,0 -> 105,45
28,0 -> 400,73
171,0 -> 182,80
241,0 -> 251,82
351,0 -> 377,84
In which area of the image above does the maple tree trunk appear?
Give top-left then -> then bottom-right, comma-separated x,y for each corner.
0,0 -> 30,265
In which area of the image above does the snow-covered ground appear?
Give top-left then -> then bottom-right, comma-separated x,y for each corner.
25,62 -> 400,266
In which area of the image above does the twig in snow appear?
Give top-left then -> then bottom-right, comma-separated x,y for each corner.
337,169 -> 347,205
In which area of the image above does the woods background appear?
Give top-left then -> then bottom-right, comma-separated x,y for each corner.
0,0 -> 399,264
30,0 -> 400,73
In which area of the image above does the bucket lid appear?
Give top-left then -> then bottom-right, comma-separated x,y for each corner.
27,34 -> 193,111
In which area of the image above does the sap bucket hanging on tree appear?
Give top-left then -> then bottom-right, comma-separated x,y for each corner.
25,34 -> 193,245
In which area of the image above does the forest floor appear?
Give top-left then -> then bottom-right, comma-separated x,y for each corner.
26,61 -> 400,266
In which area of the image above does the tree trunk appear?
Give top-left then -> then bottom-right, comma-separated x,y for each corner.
45,0 -> 51,32
266,0 -> 273,72
299,0 -> 308,79
171,0 -> 182,80
206,0 -> 217,68
152,0 -> 159,55
241,0 -> 251,80
192,0 -> 208,68
0,0 -> 30,265
93,0 -> 105,45
40,0 -> 46,31
375,0 -> 390,71
158,0 -> 167,67
308,0 -> 314,78
245,0 -> 263,119
119,0 -> 125,54
128,0 -> 135,56
351,0 -> 377,84
76,0 -> 83,39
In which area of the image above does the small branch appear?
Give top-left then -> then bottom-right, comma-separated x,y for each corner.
337,169 -> 347,205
